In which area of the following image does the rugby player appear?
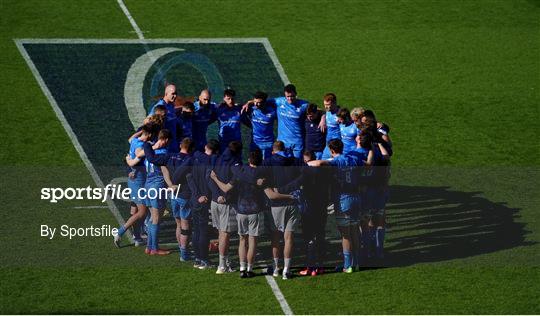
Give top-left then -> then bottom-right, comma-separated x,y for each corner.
337,108 -> 360,155
141,129 -> 172,255
322,93 -> 340,159
153,103 -> 182,153
216,88 -> 243,153
150,84 -> 177,118
192,89 -> 217,151
210,150 -> 266,278
304,103 -> 326,159
262,141 -> 304,279
242,91 -> 277,160
115,124 -> 154,247
143,137 -> 195,261
308,139 -> 362,273
209,141 -> 243,274
188,139 -> 220,269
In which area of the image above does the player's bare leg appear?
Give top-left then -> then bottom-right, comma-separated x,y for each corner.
271,231 -> 281,276
339,225 -> 353,272
283,231 -> 294,279
238,235 -> 248,277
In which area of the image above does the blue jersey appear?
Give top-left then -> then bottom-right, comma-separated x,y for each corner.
249,105 -> 276,144
216,104 -> 242,145
128,137 -> 146,176
150,99 -> 176,120
353,147 -> 370,162
129,137 -> 145,160
329,153 -> 363,193
271,97 -> 308,147
340,121 -> 359,154
145,147 -> 168,181
325,108 -> 341,141
192,101 -> 217,149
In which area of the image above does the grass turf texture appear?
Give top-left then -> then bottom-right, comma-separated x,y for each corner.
1,0 -> 539,314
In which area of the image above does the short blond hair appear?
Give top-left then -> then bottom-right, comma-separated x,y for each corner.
350,107 -> 366,121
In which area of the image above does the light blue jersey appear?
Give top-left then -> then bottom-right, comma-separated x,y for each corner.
329,154 -> 363,217
144,147 -> 167,209
129,138 -> 145,160
128,138 -> 146,204
325,108 -> 341,142
145,147 -> 168,182
271,97 -> 308,157
340,121 -> 359,155
250,105 -> 277,143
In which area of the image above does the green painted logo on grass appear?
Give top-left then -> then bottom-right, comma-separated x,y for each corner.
20,39 -> 286,224
21,39 -> 285,174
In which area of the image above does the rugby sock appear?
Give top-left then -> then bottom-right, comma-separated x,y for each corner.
273,257 -> 280,270
375,227 -> 386,258
149,224 -> 158,250
247,264 -> 253,272
153,223 -> 160,250
219,255 -> 226,269
343,251 -> 352,269
146,224 -> 154,251
240,261 -> 246,272
284,258 -> 291,274
180,247 -> 187,260
117,226 -> 126,237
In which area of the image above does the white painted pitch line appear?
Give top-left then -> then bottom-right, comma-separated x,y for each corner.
116,0 -> 145,40
73,206 -> 110,209
14,40 -> 130,241
265,276 -> 294,315
263,35 -> 294,315
261,38 -> 290,85
16,38 -> 271,44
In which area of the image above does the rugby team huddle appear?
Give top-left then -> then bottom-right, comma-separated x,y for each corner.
115,83 -> 392,279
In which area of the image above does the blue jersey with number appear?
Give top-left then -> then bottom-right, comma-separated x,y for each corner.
128,137 -> 146,176
250,105 -> 276,143
325,108 -> 341,141
329,153 -> 362,193
145,147 -> 168,181
270,97 -> 308,147
192,101 -> 217,148
340,121 -> 359,154
216,104 -> 242,144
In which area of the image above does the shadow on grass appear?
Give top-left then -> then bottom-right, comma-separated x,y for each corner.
148,184 -> 532,269
383,185 -> 533,267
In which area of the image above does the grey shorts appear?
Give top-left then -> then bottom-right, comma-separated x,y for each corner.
237,213 -> 264,236
210,201 -> 237,232
270,205 -> 299,233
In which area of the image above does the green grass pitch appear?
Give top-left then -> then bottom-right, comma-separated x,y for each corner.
1,0 -> 539,314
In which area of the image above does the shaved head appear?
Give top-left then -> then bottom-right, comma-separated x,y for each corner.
164,84 -> 177,103
199,89 -> 211,105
